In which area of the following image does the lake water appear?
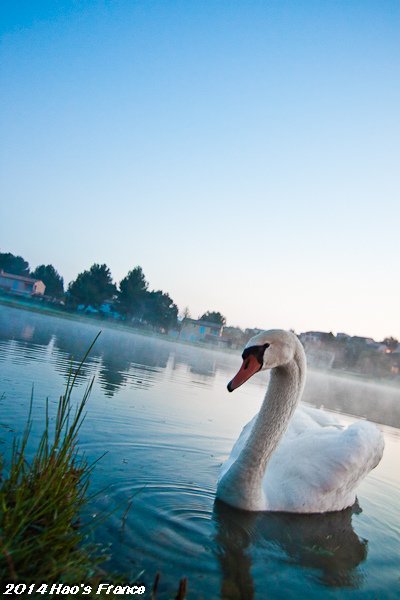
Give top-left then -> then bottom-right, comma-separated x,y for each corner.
0,305 -> 399,599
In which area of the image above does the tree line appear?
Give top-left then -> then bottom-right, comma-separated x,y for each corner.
68,263 -> 179,331
0,252 -> 226,332
0,252 -> 397,353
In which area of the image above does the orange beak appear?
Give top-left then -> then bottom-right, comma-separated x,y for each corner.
227,355 -> 262,392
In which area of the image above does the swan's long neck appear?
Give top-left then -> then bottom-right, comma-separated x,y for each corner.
219,349 -> 306,510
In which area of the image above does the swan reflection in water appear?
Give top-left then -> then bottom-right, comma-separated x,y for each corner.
213,500 -> 367,600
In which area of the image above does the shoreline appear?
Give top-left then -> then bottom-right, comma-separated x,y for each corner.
1,295 -> 399,390
0,294 -> 237,355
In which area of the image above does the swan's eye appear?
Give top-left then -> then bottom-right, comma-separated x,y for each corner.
242,343 -> 270,365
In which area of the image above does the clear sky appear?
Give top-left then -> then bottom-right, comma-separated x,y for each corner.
1,1 -> 399,340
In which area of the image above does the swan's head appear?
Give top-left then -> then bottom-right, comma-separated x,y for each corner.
227,329 -> 299,392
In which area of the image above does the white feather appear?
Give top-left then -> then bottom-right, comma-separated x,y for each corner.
217,330 -> 384,513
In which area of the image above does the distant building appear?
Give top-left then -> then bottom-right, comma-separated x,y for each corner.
0,270 -> 46,296
244,328 -> 264,338
352,335 -> 376,345
221,326 -> 246,349
179,318 -> 223,343
364,341 -> 388,353
299,331 -> 327,343
77,300 -> 121,319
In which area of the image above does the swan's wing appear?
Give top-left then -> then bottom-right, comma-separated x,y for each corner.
264,420 -> 384,513
220,405 -> 342,479
299,403 -> 342,427
284,404 -> 342,439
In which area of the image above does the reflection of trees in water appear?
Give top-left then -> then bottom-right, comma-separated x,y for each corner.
1,307 -> 221,392
97,353 -> 130,397
189,361 -> 216,378
54,327 -> 102,361
97,334 -> 172,396
304,371 -> 400,428
171,346 -> 217,379
3,307 -> 399,429
0,307 -> 170,395
128,337 -> 170,370
51,350 -> 95,386
98,337 -> 141,395
0,308 -> 53,347
213,500 -> 367,599
52,327 -> 100,385
0,310 -> 57,369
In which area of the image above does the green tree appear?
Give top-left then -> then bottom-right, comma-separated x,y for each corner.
383,336 -> 399,353
199,311 -> 226,327
31,264 -> 64,298
117,267 -> 148,318
67,264 -> 116,309
222,326 -> 245,347
142,290 -> 178,332
0,252 -> 30,276
181,306 -> 191,320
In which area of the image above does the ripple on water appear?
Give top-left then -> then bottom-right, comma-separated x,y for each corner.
97,479 -> 218,580
1,306 -> 400,600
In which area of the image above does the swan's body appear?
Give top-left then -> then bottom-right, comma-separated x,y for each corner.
216,330 -> 384,513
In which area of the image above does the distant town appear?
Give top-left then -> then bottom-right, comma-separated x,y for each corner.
1,251 -> 399,381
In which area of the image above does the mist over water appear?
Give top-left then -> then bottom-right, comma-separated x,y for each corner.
0,305 -> 399,599
304,370 -> 400,429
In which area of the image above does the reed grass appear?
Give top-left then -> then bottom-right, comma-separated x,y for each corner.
0,335 -> 105,587
0,333 -> 188,598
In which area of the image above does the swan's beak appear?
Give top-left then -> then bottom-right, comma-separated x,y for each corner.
227,355 -> 262,392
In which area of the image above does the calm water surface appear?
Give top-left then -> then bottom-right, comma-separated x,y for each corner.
0,306 -> 399,599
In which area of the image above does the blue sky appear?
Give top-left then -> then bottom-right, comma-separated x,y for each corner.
1,1 -> 399,339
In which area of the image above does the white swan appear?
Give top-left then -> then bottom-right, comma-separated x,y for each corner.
216,330 -> 384,513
